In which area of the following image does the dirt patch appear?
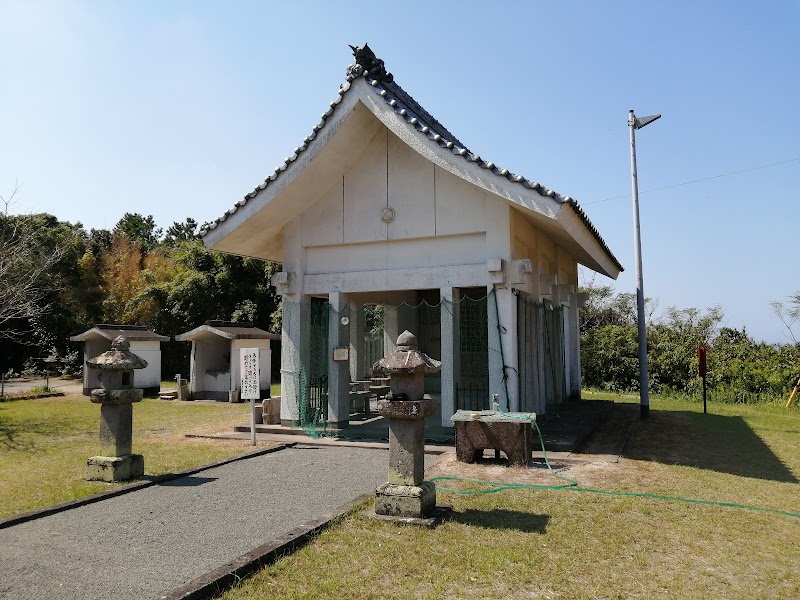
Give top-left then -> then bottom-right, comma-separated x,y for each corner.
428,404 -> 649,489
428,452 -> 631,489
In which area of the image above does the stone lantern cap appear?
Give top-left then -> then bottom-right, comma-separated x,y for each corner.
372,331 -> 441,375
86,336 -> 148,371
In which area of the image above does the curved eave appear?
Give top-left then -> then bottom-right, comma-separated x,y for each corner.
70,328 -> 169,343
175,325 -> 279,342
202,73 -> 622,277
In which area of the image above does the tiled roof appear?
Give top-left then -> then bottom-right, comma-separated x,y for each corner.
175,321 -> 279,341
201,49 -> 622,273
70,324 -> 169,342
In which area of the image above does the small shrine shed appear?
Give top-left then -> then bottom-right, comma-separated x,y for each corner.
200,45 -> 623,428
70,324 -> 168,397
175,321 -> 278,401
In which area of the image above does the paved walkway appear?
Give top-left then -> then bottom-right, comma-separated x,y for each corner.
0,377 -> 82,395
0,445 -> 430,600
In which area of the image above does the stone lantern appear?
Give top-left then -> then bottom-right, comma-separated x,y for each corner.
85,336 -> 147,482
371,330 -> 443,521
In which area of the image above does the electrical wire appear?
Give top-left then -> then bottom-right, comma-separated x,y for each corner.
585,156 -> 800,206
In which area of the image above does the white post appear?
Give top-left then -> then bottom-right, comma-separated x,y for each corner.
629,109 -> 660,420
488,286 -> 520,412
566,293 -> 581,398
383,305 -> 399,356
440,287 -> 460,427
349,301 -> 365,381
328,291 -> 350,427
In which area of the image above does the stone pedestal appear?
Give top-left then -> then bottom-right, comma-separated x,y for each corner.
86,454 -> 144,481
371,331 -> 449,525
87,395 -> 145,482
84,335 -> 148,483
374,398 -> 437,519
375,481 -> 436,518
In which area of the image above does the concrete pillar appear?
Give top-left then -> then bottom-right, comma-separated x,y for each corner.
553,306 -> 565,405
189,342 -> 198,399
440,287 -> 460,427
349,301 -> 365,381
562,300 -> 571,400
228,341 -> 237,395
328,291 -> 350,427
383,305 -> 399,357
280,297 -> 310,425
566,294 -> 581,399
488,286 -> 520,412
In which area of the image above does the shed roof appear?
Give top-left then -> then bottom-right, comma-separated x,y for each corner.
201,44 -> 622,278
175,321 -> 279,342
70,324 -> 169,343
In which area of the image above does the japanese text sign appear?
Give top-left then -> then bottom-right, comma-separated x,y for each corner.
240,348 -> 261,400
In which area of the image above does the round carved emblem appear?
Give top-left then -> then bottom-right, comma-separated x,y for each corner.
380,207 -> 396,223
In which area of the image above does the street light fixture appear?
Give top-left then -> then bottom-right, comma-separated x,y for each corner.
628,109 -> 660,420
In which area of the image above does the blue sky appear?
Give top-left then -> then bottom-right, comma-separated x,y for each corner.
1,1 -> 798,343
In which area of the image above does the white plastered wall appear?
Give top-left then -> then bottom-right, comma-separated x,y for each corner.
128,341 -> 162,391
83,339 -> 161,393
278,121 -> 586,420
192,339 -> 231,395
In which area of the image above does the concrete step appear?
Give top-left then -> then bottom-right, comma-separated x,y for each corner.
233,424 -> 309,436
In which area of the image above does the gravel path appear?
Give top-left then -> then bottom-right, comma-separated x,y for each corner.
0,445 -> 405,600
0,377 -> 82,395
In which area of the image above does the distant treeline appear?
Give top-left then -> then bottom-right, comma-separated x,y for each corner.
0,211 -> 281,377
2,207 -> 798,401
580,284 -> 800,402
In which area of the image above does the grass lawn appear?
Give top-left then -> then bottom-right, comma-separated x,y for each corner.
221,395 -> 800,600
0,394 -> 271,519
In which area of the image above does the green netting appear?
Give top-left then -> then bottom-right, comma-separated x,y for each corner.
457,292 -> 491,410
285,288 -> 530,437
517,292 -> 566,414
298,297 -> 331,438
363,304 -> 384,374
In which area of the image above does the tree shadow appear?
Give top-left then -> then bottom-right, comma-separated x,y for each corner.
596,404 -> 798,483
0,407 -> 38,452
452,508 -> 549,533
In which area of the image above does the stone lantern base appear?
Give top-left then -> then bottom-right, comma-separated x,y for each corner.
375,480 -> 436,518
86,454 -> 144,482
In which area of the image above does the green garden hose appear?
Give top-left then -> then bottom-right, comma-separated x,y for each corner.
432,413 -> 800,520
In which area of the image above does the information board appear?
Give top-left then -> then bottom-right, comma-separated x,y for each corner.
240,348 -> 261,400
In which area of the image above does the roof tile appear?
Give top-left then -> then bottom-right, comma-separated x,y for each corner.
200,47 -> 622,272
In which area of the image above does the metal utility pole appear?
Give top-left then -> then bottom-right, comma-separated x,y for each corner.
628,109 -> 660,420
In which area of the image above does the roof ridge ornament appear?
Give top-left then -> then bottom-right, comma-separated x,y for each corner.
347,43 -> 393,83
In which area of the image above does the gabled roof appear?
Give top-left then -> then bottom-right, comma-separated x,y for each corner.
201,45 -> 622,277
70,324 -> 169,343
175,321 -> 279,342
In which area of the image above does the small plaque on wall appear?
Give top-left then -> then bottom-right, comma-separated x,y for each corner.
332,347 -> 349,362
